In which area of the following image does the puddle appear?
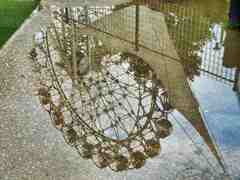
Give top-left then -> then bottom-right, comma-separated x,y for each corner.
30,27 -> 176,172
28,1 -> 240,179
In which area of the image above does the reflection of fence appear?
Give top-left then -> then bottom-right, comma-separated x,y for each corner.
55,0 -> 236,85
39,3 -> 232,174
200,54 -> 236,86
199,24 -> 236,85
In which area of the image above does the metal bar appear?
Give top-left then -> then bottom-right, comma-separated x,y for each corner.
135,4 -> 140,51
65,8 -> 69,24
199,68 -> 235,83
233,68 -> 240,92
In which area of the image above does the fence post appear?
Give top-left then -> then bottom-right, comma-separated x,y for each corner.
72,11 -> 78,86
65,8 -> 69,24
135,4 -> 140,51
233,69 -> 240,92
84,5 -> 89,25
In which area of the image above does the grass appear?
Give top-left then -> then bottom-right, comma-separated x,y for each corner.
0,0 -> 38,47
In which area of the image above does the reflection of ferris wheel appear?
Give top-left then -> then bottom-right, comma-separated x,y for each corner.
30,14 -> 173,171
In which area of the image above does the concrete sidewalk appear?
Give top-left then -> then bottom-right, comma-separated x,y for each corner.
0,5 -> 229,180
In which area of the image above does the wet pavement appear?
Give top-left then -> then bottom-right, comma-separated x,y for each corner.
0,1 -> 240,180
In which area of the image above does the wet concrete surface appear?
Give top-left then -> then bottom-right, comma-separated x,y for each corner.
0,2 -> 239,180
191,76 -> 240,179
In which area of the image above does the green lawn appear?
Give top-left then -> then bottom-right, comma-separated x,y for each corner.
0,0 -> 38,47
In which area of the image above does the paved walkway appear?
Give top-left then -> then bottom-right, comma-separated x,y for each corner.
0,5 -> 229,180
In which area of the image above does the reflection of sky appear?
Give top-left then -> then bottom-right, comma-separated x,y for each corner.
191,76 -> 240,150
